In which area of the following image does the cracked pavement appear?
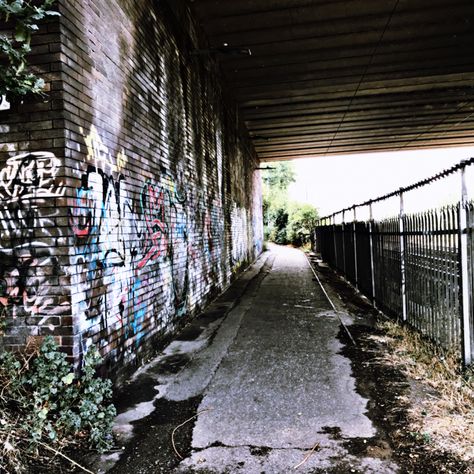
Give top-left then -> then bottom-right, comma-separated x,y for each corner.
96,245 -> 400,473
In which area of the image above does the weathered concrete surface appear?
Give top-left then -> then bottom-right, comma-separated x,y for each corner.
191,246 -> 373,448
175,245 -> 397,473
99,245 -> 400,473
97,250 -> 273,472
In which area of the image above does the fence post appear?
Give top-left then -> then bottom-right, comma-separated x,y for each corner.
353,205 -> 358,289
369,201 -> 376,305
332,214 -> 337,269
399,191 -> 408,322
459,164 -> 473,366
342,210 -> 346,277
313,219 -> 318,253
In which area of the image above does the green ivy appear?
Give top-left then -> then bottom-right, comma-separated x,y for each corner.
0,337 -> 116,471
0,0 -> 60,102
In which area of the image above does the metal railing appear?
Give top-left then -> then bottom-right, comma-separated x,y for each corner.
314,158 -> 474,367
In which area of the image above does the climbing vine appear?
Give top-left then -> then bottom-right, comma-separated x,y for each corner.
0,0 -> 59,102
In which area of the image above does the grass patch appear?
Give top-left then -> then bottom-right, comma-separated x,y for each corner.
374,321 -> 474,465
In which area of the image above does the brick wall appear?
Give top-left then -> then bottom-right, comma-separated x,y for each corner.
0,13 -> 70,353
0,0 -> 263,379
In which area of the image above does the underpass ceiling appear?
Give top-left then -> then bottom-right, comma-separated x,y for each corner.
188,0 -> 474,160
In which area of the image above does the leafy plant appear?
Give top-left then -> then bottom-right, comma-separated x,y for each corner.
262,162 -> 318,247
0,337 -> 116,472
0,0 -> 60,102
286,202 -> 319,247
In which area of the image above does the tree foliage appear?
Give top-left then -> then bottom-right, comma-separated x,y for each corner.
262,161 -> 296,191
0,0 -> 59,102
262,162 -> 318,247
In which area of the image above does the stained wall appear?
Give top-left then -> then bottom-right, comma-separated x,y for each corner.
0,0 -> 263,378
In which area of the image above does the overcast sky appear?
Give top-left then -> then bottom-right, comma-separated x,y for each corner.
279,146 -> 474,220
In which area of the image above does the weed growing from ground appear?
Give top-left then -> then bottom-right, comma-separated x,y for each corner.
0,337 -> 116,472
375,321 -> 474,464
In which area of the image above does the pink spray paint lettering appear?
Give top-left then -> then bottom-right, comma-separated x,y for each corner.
138,182 -> 168,269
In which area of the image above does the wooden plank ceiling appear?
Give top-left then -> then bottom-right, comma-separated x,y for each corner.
188,0 -> 474,160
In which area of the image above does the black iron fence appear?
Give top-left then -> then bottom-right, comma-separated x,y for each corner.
314,159 -> 474,367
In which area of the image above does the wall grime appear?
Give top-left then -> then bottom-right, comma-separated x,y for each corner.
0,0 -> 263,377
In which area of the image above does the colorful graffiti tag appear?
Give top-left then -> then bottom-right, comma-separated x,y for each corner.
138,182 -> 169,269
0,142 -> 258,364
81,125 -> 128,173
0,141 -> 259,367
70,137 -> 192,355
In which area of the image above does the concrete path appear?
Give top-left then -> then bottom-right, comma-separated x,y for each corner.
175,245 -> 396,473
102,245 -> 400,473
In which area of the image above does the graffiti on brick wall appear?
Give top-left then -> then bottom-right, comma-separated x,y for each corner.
70,166 -> 131,328
0,152 -> 67,321
252,171 -> 264,255
0,152 -> 64,202
69,121 -> 260,361
231,204 -> 248,266
139,179 -> 189,315
81,125 -> 128,172
138,182 -> 168,269
70,147 -> 190,354
168,180 -> 189,316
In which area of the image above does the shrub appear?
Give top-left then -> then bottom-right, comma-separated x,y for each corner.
286,203 -> 318,247
274,228 -> 289,245
0,337 -> 116,472
264,201 -> 318,247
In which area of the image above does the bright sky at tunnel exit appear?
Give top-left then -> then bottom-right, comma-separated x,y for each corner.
278,146 -> 474,220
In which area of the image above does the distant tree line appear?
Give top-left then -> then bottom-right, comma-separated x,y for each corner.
262,162 -> 318,247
